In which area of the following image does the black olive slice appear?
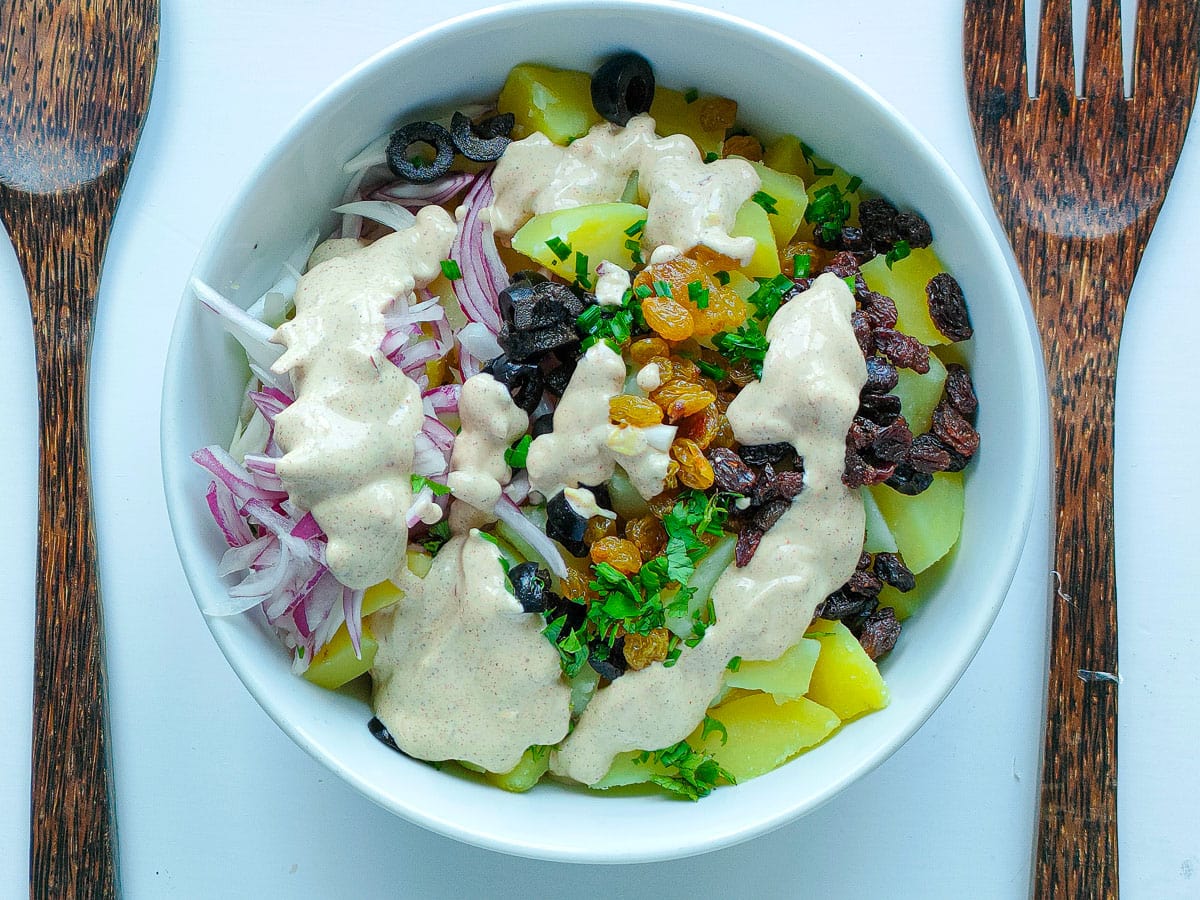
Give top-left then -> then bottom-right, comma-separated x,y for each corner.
482,354 -> 545,414
590,52 -> 655,126
546,490 -> 588,557
450,111 -> 515,162
386,121 -> 455,183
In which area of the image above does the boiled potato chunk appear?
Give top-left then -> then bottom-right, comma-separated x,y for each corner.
591,750 -> 670,790
749,161 -> 809,248
762,133 -> 807,178
486,746 -> 550,793
689,692 -> 840,782
861,487 -> 898,554
510,202 -> 647,284
302,623 -> 379,691
861,248 -> 953,346
731,200 -> 781,278
724,638 -> 821,701
804,618 -> 889,720
893,350 -> 947,436
649,87 -> 735,159
869,471 -> 964,574
498,64 -> 602,145
879,582 -> 922,621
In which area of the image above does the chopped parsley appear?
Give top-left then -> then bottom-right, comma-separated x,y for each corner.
504,434 -> 532,469
421,520 -> 451,555
751,190 -> 779,216
411,474 -> 451,496
885,239 -> 912,269
726,656 -> 742,672
713,319 -> 770,379
747,273 -> 794,322
701,714 -> 729,745
545,236 -> 572,261
687,279 -> 710,310
636,741 -> 735,800
439,259 -> 461,280
684,87 -> 700,103
695,358 -> 727,381
805,183 -> 852,244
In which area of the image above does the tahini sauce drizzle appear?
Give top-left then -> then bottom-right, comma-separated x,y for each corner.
271,206 -> 456,589
489,115 -> 761,265
552,274 -> 867,784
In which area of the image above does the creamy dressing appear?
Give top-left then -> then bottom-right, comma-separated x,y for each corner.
489,115 -> 760,264
594,260 -> 631,306
525,342 -> 672,500
370,532 -> 571,771
271,206 -> 456,589
552,274 -> 867,784
445,373 -> 528,521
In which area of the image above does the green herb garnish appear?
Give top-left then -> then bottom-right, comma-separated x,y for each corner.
422,520 -> 451,555
800,141 -> 835,177
751,190 -> 779,216
695,358 -> 726,381
439,259 -> 461,280
846,175 -> 863,193
805,183 -> 851,244
793,252 -> 812,279
624,238 -> 645,265
885,239 -> 912,269
637,741 -> 735,800
504,434 -> 532,469
687,279 -> 710,310
747,273 -> 794,322
654,280 -> 673,298
713,270 -> 730,286
546,236 -> 572,261
574,251 -> 592,290
713,320 -> 770,379
703,151 -> 719,163
624,218 -> 647,237
726,656 -> 742,672
576,285 -> 645,352
684,87 -> 700,103
701,714 -> 729,746
411,474 -> 451,496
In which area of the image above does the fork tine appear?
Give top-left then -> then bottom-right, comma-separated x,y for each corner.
964,0 -> 1028,100
1133,0 -> 1200,98
1082,0 -> 1124,99
1037,0 -> 1077,99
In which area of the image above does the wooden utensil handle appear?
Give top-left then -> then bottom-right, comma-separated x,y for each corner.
1020,230 -> 1125,900
6,184 -> 122,899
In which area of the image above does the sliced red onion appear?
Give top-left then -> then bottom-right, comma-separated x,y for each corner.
422,415 -> 455,455
193,446 -> 288,506
398,339 -> 446,376
449,171 -> 503,333
494,494 -> 567,580
422,384 -> 460,416
458,321 -> 503,362
503,470 -> 530,506
413,433 -> 449,477
249,387 -> 291,423
334,200 -> 416,236
217,535 -> 273,578
343,586 -> 365,658
205,482 -> 254,548
291,512 -> 323,541
459,344 -> 483,380
192,279 -> 283,373
248,361 -> 293,398
242,454 -> 285,492
371,171 -> 475,207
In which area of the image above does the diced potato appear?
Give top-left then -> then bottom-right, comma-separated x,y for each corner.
731,200 -> 781,279
690,692 -> 840,782
862,487 -> 898,554
879,582 -> 921,621
804,618 -> 889,720
893,350 -> 947,436
510,202 -> 647,285
486,746 -> 550,793
497,64 -> 601,145
762,134 -> 807,178
302,623 -> 379,691
724,638 -> 821,701
869,471 -> 964,574
860,248 -> 953,346
591,750 -> 670,790
726,270 -> 758,302
749,161 -> 809,247
649,87 -> 735,158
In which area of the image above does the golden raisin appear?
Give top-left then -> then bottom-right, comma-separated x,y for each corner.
624,515 -> 667,559
671,438 -> 716,490
709,412 -> 736,449
609,394 -> 664,427
677,404 -> 720,449
652,380 -> 716,422
697,96 -> 738,131
558,565 -> 592,601
590,537 -> 643,575
728,358 -> 758,387
647,489 -> 680,519
782,240 -> 827,277
641,294 -> 695,341
668,354 -> 701,384
723,134 -> 763,161
583,515 -> 616,547
647,355 -> 674,384
623,628 -> 670,670
662,459 -> 679,491
629,336 -> 671,366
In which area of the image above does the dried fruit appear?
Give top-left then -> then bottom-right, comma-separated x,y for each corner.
641,293 -> 695,341
671,438 -> 715,490
851,309 -> 874,356
944,363 -> 978,419
753,499 -> 789,532
931,398 -> 980,458
872,327 -> 931,374
860,290 -> 898,330
907,433 -> 952,473
815,589 -> 877,622
622,628 -> 670,670
857,607 -> 902,659
625,515 -> 667,559
557,565 -> 592,602
583,515 -> 617,546
740,442 -> 795,467
873,553 -> 916,592
858,197 -> 899,251
709,447 -> 757,494
773,468 -> 805,500
647,489 -> 680,519
926,273 -> 973,342
610,393 -> 664,427
863,356 -> 899,393
651,380 -> 716,421
734,526 -> 763,567
895,211 -> 933,249
591,536 -> 643,574
629,336 -> 671,366
871,417 -> 914,463
723,133 -> 763,161
677,404 -> 720,449
884,463 -> 933,495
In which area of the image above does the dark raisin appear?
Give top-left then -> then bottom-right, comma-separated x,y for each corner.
754,499 -> 789,533
858,198 -> 899,251
368,717 -> 404,754
847,416 -> 878,450
873,327 -> 930,374
823,250 -> 862,280
871,417 -> 914,463
857,607 -> 902,659
709,447 -> 757,494
740,442 -> 795,467
926,273 -> 973,342
944,447 -> 972,472
531,412 -> 555,438
482,354 -> 544,414
847,567 -> 884,598
944,363 -> 978,419
931,398 -> 980,458
843,448 -> 894,488
591,52 -> 655,126
907,433 -> 953,473
858,392 -> 902,425
734,526 -> 764,567
589,640 -> 627,680
386,121 -> 455,183
851,309 -> 874,356
774,468 -> 805,500
894,211 -> 933,248
863,356 -> 899,393
873,553 -> 916,592
861,290 -> 899,330
885,463 -> 934,495
509,562 -> 551,612
815,589 -> 876,621
546,490 -> 588,557
751,463 -> 778,505
449,111 -> 514,162
839,226 -> 869,252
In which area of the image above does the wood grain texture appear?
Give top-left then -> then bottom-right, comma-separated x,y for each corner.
0,1 -> 157,897
964,1 -> 1198,897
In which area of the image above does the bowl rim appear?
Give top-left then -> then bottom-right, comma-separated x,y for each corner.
161,0 -> 1043,863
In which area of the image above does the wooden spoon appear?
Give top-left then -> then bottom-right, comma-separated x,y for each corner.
0,1 -> 157,896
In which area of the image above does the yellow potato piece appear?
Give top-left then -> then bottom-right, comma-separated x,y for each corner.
510,202 -> 647,286
649,87 -> 734,159
893,350 -> 947,437
690,692 -> 840,782
497,64 -> 601,145
302,623 -> 378,691
486,746 -> 550,793
869,471 -> 964,575
748,161 -> 809,248
861,248 -> 953,346
724,638 -> 821,701
804,618 -> 889,720
731,200 -> 780,279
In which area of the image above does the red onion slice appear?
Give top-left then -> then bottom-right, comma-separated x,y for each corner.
494,494 -> 567,580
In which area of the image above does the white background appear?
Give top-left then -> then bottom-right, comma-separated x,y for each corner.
1,0 -> 1197,896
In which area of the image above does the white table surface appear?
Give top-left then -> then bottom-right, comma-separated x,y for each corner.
1,0 -> 1197,896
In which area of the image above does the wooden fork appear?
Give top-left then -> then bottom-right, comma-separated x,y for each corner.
964,0 -> 1198,896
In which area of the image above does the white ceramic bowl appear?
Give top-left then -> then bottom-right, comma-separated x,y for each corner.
162,0 -> 1041,863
